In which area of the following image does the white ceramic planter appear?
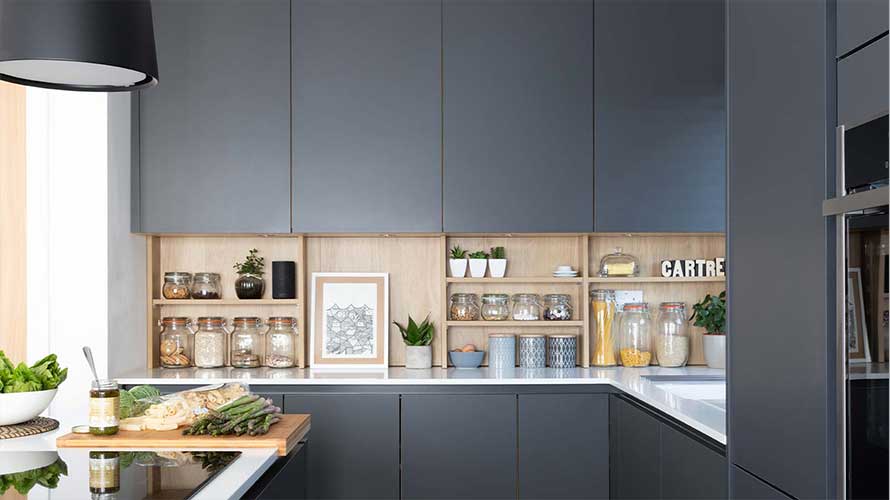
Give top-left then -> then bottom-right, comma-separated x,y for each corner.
405,345 -> 432,369
449,258 -> 468,278
468,259 -> 488,278
488,259 -> 507,278
702,334 -> 726,369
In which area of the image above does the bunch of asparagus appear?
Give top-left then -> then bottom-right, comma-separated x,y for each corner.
183,395 -> 282,437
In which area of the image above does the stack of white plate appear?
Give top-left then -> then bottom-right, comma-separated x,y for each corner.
552,266 -> 579,277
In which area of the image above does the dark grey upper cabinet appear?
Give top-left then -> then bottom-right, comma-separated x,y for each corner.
136,0 -> 291,234
728,0 -> 832,498
402,394 -> 516,499
837,36 -> 889,128
594,0 -> 725,232
291,0 -> 442,233
442,0 -> 594,232
837,0 -> 888,56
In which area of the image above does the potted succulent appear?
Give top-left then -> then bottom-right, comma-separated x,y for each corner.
690,291 -> 726,369
488,246 -> 507,278
468,250 -> 489,278
449,246 -> 468,278
394,314 -> 434,369
233,248 -> 265,299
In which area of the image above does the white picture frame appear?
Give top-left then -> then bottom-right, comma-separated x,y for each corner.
847,268 -> 871,363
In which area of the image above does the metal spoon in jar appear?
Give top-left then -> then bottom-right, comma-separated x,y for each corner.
82,346 -> 100,385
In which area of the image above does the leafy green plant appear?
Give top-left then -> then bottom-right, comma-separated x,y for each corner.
233,248 -> 265,276
450,246 -> 468,259
468,250 -> 489,259
489,246 -> 506,259
393,315 -> 434,346
0,352 -> 67,393
690,291 -> 726,334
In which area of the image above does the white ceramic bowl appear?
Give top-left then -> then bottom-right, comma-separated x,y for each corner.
0,389 -> 57,426
0,451 -> 58,475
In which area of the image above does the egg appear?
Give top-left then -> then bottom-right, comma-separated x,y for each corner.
461,344 -> 476,352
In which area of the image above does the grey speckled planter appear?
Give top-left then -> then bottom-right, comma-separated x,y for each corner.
519,335 -> 546,368
488,334 -> 516,369
547,335 -> 577,368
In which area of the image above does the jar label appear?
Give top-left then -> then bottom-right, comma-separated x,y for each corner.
89,396 -> 119,428
89,457 -> 120,489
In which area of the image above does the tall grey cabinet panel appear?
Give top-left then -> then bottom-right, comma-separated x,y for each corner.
660,424 -> 726,499
730,466 -> 792,500
594,0 -> 725,232
518,394 -> 608,499
442,0 -> 594,232
137,0 -> 291,234
837,36 -> 889,128
610,397 -> 661,499
291,0 -> 442,232
402,394 -> 516,499
837,0 -> 888,56
283,394 -> 399,499
728,0 -> 832,498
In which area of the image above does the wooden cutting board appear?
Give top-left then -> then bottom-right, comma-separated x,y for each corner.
56,414 -> 309,456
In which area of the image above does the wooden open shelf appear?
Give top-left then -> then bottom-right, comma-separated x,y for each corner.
153,299 -> 300,306
446,320 -> 585,327
446,277 -> 583,283
587,276 -> 725,283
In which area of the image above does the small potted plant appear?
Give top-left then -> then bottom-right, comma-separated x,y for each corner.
233,248 -> 265,299
488,246 -> 507,278
468,250 -> 489,278
690,291 -> 726,369
394,314 -> 434,369
449,246 -> 468,278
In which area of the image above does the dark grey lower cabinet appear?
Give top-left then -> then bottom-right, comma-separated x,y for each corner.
661,424 -> 726,499
730,466 -> 792,499
283,394 -> 399,499
519,394 -> 609,499
402,394 -> 517,499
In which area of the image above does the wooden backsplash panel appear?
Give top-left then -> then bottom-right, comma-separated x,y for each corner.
448,235 -> 583,276
589,234 -> 725,277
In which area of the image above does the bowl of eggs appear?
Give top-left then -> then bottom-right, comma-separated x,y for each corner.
449,344 -> 485,369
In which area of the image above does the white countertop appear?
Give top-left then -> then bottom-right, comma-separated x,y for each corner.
118,365 -> 727,444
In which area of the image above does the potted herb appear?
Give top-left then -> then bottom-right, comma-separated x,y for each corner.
468,250 -> 489,278
233,248 -> 265,299
488,246 -> 507,278
449,246 -> 468,278
690,291 -> 726,369
394,314 -> 434,369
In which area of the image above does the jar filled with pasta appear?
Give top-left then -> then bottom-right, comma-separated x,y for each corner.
590,289 -> 617,366
619,303 -> 652,367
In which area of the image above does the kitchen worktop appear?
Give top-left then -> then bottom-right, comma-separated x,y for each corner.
118,366 -> 727,444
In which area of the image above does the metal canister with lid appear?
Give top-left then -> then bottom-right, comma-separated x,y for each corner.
547,334 -> 577,368
487,334 -> 516,369
518,334 -> 546,368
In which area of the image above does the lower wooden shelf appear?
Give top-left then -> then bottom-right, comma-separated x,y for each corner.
152,299 -> 300,306
446,320 -> 584,327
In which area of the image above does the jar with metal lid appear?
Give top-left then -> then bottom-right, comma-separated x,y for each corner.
265,317 -> 298,368
159,317 -> 194,368
619,303 -> 652,367
511,293 -> 541,321
449,293 -> 480,321
655,302 -> 689,367
542,294 -> 573,321
89,380 -> 120,436
162,272 -> 192,299
590,289 -> 618,366
480,294 -> 510,321
194,317 -> 229,368
598,247 -> 640,277
230,317 -> 264,368
191,272 -> 221,299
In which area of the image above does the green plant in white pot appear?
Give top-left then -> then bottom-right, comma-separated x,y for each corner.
690,291 -> 726,369
488,246 -> 507,278
468,250 -> 489,278
394,315 -> 434,369
449,246 -> 468,278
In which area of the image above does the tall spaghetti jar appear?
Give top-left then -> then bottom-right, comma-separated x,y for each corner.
590,289 -> 617,366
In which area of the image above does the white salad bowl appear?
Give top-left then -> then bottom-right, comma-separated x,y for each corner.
0,389 -> 57,426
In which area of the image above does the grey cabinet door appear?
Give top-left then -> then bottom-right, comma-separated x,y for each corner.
594,0 -> 725,232
730,466 -> 792,500
518,394 -> 608,499
442,0 -> 594,232
837,0 -> 888,56
838,36 -> 889,128
661,424 -> 727,499
610,397 -> 661,499
137,0 -> 291,234
402,394 -> 517,499
291,0 -> 441,233
283,394 -> 399,499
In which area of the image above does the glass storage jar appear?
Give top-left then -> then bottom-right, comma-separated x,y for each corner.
190,272 -> 221,299
619,303 -> 652,367
193,317 -> 229,368
590,289 -> 618,366
265,317 -> 298,368
598,248 -> 640,277
449,293 -> 480,321
480,294 -> 510,321
542,294 -> 573,321
511,293 -> 542,321
159,317 -> 194,368
162,272 -> 192,299
655,302 -> 689,367
230,317 -> 264,368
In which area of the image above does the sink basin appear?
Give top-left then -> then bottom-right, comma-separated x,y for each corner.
641,375 -> 725,383
653,382 -> 725,401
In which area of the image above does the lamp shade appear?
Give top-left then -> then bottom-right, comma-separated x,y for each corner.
0,0 -> 158,92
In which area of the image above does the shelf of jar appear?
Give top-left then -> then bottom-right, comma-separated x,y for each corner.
152,299 -> 300,306
586,276 -> 725,283
446,277 -> 585,283
445,320 -> 584,327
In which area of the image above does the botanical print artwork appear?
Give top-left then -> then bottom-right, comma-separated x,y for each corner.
846,284 -> 859,353
324,304 -> 375,357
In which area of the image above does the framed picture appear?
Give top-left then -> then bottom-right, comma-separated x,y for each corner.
847,268 -> 871,363
310,273 -> 389,369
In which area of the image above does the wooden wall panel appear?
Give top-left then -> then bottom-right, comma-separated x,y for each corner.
589,233 -> 725,277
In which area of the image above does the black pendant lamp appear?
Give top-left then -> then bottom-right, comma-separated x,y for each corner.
0,0 -> 158,92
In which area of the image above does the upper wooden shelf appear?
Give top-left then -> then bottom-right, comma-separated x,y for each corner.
446,320 -> 585,327
586,276 -> 725,283
152,299 -> 300,306
446,277 -> 584,284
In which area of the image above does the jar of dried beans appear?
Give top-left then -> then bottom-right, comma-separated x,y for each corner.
449,293 -> 479,321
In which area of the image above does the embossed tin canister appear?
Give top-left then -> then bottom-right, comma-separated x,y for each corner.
518,334 -> 546,368
487,334 -> 516,369
547,334 -> 577,368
